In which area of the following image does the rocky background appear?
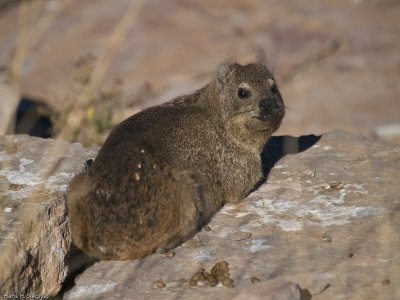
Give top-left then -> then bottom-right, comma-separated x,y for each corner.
0,0 -> 399,299
0,0 -> 399,144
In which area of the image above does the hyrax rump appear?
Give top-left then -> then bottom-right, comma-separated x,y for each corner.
67,62 -> 285,260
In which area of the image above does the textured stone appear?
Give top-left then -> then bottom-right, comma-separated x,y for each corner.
371,123 -> 400,145
1,130 -> 399,298
63,130 -> 400,299
0,135 -> 96,295
232,278 -> 301,300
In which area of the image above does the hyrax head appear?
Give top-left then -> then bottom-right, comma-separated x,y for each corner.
215,63 -> 285,138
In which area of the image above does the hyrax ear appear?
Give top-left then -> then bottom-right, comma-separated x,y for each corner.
215,63 -> 234,86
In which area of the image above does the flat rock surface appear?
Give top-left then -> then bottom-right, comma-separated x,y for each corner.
0,135 -> 96,295
0,0 -> 399,140
63,130 -> 400,299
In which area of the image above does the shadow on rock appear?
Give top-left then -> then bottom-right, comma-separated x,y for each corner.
255,134 -> 321,190
54,245 -> 98,299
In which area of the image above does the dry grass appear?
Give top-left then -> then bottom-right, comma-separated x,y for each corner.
1,0 -> 145,145
56,0 -> 146,142
0,0 -> 75,135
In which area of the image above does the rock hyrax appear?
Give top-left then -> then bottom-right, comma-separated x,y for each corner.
67,62 -> 285,260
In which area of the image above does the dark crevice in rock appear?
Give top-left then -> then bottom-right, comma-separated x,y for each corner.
15,97 -> 54,139
54,266 -> 89,300
56,246 -> 98,299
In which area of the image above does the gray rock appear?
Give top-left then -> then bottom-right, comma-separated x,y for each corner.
1,130 -> 399,299
371,122 -> 400,144
63,130 -> 400,300
0,135 -> 96,295
232,278 -> 301,300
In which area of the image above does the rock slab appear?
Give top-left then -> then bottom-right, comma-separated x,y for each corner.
64,130 -> 399,299
0,130 -> 399,299
0,135 -> 96,295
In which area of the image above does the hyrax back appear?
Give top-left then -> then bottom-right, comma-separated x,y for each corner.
67,62 -> 285,260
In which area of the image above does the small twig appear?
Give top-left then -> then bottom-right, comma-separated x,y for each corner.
312,283 -> 331,296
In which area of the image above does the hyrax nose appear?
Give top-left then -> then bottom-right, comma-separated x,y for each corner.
259,99 -> 275,112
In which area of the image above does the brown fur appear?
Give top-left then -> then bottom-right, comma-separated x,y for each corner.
67,62 -> 285,260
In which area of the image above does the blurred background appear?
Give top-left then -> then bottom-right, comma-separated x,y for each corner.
0,0 -> 399,146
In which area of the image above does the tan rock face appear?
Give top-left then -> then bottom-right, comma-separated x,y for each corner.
1,130 -> 399,299
62,130 -> 398,300
0,135 -> 96,295
232,278 -> 302,300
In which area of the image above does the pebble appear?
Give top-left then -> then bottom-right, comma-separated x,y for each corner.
203,225 -> 211,231
166,251 -> 175,258
251,277 -> 260,284
322,234 -> 332,243
382,279 -> 391,286
155,280 -> 166,288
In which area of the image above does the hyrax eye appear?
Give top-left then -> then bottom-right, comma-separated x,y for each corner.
238,88 -> 251,99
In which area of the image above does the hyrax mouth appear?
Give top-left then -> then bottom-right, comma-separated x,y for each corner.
256,98 -> 285,124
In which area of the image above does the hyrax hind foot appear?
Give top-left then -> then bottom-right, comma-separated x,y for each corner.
156,236 -> 183,254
